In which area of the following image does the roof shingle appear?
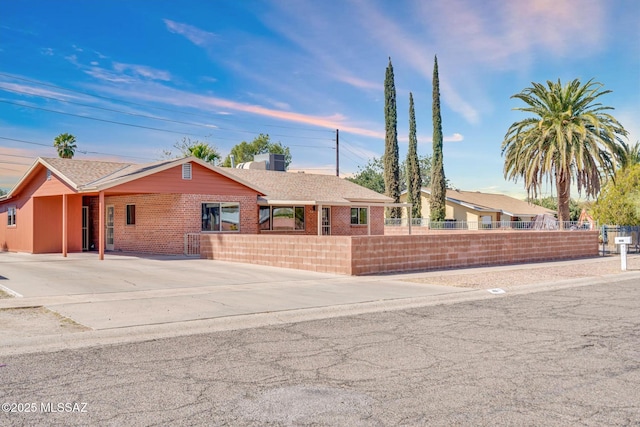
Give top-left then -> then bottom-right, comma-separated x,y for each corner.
224,168 -> 393,204
441,188 -> 554,216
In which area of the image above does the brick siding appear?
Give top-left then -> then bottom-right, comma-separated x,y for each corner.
93,193 -> 258,254
201,231 -> 599,275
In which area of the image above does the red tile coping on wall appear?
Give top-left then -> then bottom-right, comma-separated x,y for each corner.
201,231 -> 599,275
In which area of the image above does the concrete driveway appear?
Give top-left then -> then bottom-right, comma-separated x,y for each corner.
0,252 -> 470,330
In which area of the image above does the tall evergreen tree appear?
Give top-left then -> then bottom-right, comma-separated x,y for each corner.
429,55 -> 446,222
406,92 -> 422,218
384,57 -> 401,218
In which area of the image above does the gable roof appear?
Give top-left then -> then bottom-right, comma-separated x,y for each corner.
41,157 -> 135,189
420,188 -> 554,216
224,168 -> 393,205
2,156 -> 391,206
2,157 -> 265,199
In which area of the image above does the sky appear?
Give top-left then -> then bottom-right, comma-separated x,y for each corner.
1,0 -> 639,198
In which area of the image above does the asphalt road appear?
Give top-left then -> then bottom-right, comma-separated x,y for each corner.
1,278 -> 639,426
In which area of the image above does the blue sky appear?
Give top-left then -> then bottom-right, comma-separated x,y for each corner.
1,0 -> 639,197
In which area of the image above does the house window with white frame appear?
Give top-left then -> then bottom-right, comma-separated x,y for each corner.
201,202 -> 240,232
350,207 -> 368,225
7,206 -> 16,226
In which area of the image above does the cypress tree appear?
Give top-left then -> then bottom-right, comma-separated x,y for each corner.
406,92 -> 422,219
430,55 -> 446,222
384,57 -> 401,218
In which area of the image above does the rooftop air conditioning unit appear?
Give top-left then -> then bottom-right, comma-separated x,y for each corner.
254,153 -> 286,171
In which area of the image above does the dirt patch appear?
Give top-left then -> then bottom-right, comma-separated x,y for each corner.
404,255 -> 640,290
0,307 -> 90,338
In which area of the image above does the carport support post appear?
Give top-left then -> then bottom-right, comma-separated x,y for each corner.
99,191 -> 105,260
62,194 -> 68,257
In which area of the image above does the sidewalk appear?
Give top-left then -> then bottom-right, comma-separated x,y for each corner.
1,252 -> 638,356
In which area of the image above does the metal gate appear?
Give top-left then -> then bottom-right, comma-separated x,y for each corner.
184,233 -> 201,256
600,225 -> 640,255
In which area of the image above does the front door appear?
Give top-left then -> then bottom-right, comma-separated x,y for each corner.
82,206 -> 89,251
106,205 -> 115,251
321,207 -> 331,235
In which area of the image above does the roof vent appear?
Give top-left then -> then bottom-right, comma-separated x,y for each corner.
182,163 -> 192,180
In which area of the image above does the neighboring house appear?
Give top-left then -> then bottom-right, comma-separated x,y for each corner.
400,188 -> 554,225
0,156 -> 392,257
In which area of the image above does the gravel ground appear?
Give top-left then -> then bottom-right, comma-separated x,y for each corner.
0,306 -> 89,338
404,254 -> 640,289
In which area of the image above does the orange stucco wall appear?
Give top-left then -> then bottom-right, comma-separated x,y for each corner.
32,195 -> 83,253
1,165 -> 82,253
0,196 -> 33,252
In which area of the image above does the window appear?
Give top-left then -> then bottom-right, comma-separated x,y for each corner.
182,163 -> 192,180
202,202 -> 240,232
351,207 -> 368,225
46,169 -> 52,181
7,206 -> 16,226
259,206 -> 271,231
126,205 -> 136,225
259,206 -> 305,231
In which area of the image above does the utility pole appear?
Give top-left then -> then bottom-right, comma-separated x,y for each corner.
336,129 -> 339,176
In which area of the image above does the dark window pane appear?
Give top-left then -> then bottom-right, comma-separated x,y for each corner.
259,206 -> 271,230
295,207 -> 305,230
202,203 -> 220,231
359,208 -> 367,225
221,203 -> 240,231
126,205 -> 136,225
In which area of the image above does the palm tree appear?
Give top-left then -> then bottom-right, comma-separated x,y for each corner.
619,140 -> 640,169
187,142 -> 220,164
53,133 -> 77,159
501,79 -> 627,225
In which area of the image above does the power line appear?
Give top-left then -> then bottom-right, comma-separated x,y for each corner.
0,89 -> 335,143
0,160 -> 31,166
0,165 -> 27,173
0,85 -> 218,129
0,152 -> 37,159
0,136 -> 50,148
336,149 -> 362,165
339,138 -> 373,163
0,72 -> 335,134
0,136 -> 153,161
0,99 -> 204,137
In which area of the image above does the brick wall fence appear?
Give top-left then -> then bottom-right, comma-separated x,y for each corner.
201,230 -> 599,275
201,234 -> 352,274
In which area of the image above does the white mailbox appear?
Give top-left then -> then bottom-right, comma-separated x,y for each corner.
614,236 -> 632,271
